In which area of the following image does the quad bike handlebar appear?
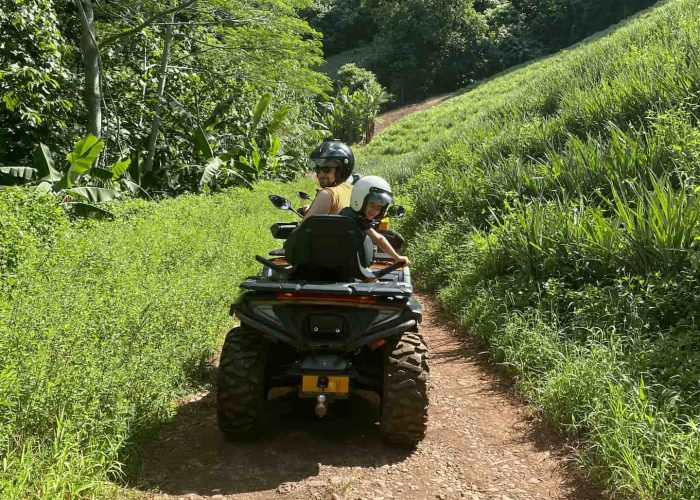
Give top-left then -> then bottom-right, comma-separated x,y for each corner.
255,254 -> 292,273
371,259 -> 406,279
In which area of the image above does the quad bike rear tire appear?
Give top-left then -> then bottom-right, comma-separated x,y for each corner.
216,325 -> 268,439
380,331 -> 429,446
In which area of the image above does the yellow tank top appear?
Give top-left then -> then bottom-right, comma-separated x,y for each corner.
320,182 -> 352,214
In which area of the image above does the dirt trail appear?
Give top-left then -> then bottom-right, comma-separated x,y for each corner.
373,94 -> 453,136
135,293 -> 602,500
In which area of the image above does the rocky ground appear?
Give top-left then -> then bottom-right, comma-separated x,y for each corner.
133,293 -> 603,500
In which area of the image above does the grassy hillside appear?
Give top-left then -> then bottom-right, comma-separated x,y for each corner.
360,0 -> 700,498
0,179 -> 314,498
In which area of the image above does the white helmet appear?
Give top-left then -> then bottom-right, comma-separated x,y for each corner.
350,175 -> 394,219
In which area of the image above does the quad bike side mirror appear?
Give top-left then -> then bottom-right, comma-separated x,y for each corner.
387,205 -> 406,218
269,194 -> 293,210
269,194 -> 303,218
296,191 -> 311,201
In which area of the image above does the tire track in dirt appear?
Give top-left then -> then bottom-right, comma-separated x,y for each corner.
135,293 -> 603,500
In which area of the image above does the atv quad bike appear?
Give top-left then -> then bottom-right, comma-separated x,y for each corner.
216,195 -> 429,446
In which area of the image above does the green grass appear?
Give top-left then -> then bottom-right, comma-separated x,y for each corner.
0,179 -> 315,498
360,0 -> 700,497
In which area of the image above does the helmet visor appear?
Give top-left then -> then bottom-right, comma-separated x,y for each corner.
366,191 -> 393,207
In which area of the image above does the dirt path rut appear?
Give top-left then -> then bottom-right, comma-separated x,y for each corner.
136,293 -> 602,500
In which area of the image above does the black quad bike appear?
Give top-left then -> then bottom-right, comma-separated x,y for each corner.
216,194 -> 429,446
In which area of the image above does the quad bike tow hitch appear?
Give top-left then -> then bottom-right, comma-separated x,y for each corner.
315,394 -> 328,417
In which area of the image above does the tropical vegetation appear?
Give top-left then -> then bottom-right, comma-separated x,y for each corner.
310,0 -> 657,104
5,0 -> 700,497
359,0 -> 700,497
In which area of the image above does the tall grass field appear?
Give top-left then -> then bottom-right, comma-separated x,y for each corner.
359,0 -> 700,497
0,179 -> 314,498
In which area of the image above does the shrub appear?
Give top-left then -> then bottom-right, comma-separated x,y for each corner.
322,64 -> 391,145
0,188 -> 68,277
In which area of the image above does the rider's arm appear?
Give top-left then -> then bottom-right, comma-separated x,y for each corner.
366,228 -> 410,265
303,190 -> 333,219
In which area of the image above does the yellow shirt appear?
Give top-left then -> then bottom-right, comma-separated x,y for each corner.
319,182 -> 352,214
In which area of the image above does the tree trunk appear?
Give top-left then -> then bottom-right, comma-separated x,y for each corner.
144,15 -> 175,174
75,0 -> 102,138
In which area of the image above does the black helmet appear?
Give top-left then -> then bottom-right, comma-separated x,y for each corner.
309,139 -> 354,182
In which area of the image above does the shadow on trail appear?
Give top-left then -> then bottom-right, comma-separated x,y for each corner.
135,387 -> 411,497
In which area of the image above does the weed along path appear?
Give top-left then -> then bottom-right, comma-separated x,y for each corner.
136,293 -> 600,500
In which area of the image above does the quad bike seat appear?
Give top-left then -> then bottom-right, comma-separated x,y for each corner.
283,215 -> 376,282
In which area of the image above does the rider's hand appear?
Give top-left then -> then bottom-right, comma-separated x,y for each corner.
396,256 -> 411,266
298,204 -> 310,216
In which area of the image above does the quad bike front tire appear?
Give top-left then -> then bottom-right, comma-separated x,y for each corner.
380,331 -> 429,446
216,325 -> 268,439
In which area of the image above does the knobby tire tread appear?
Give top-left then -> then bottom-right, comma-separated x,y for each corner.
380,331 -> 429,447
216,325 -> 267,439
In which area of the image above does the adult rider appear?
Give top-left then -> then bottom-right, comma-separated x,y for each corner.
301,139 -> 354,218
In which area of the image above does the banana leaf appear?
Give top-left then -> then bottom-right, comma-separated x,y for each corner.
65,186 -> 122,202
0,166 -> 36,183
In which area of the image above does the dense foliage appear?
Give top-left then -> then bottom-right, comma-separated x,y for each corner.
321,63 -> 390,144
316,0 -> 657,103
301,0 -> 377,56
360,0 -> 700,496
0,0 -> 330,195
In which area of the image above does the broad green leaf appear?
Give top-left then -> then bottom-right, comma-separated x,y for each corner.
123,179 -> 152,199
223,164 -> 254,189
237,157 -> 257,175
200,157 -> 224,186
68,202 -> 114,220
34,181 -> 53,194
268,136 -> 281,173
110,158 -> 131,179
268,136 -> 281,158
0,166 -> 36,183
251,149 -> 261,171
65,187 -> 122,202
66,135 -> 104,177
193,126 -> 214,159
89,167 -> 114,181
252,93 -> 272,131
268,105 -> 290,135
33,143 -> 61,182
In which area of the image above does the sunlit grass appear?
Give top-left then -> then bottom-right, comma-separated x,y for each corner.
368,0 -> 700,497
0,179 -> 315,498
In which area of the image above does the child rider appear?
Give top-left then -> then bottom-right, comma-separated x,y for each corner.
339,175 -> 411,267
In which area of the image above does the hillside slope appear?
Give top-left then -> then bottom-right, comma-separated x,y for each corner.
360,0 -> 700,497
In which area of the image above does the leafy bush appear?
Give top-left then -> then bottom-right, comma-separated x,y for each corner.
0,188 -> 68,277
321,64 -> 390,144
